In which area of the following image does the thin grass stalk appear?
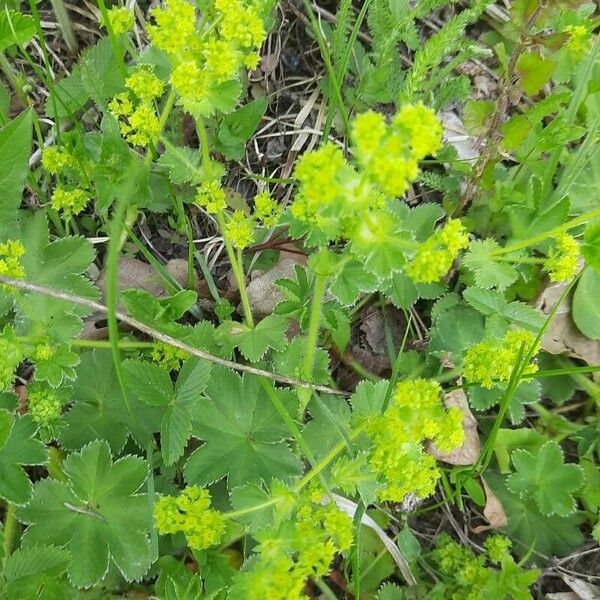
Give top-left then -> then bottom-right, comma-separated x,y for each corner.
49,0 -> 78,54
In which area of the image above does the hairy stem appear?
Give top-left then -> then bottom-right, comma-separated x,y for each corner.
0,275 -> 346,396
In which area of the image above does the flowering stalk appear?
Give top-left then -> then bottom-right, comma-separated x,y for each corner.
492,206 -> 600,257
197,114 -> 256,329
216,215 -> 255,329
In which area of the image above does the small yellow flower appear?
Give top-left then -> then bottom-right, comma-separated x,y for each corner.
125,66 -> 164,104
41,147 -> 74,175
394,103 -> 443,160
564,24 -> 590,56
545,233 -> 579,282
406,219 -> 469,284
50,187 -> 89,217
0,328 -> 22,391
105,7 -> 134,35
147,0 -> 198,58
170,61 -> 206,101
0,240 -> 26,281
124,105 -> 161,147
195,180 -> 227,214
203,39 -> 240,83
154,487 -> 226,550
108,92 -> 134,118
254,191 -> 280,227
463,329 -> 538,388
225,210 -> 255,250
151,342 -> 189,372
28,388 -> 62,425
34,344 -> 54,362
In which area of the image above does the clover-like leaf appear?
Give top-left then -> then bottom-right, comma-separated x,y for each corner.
18,440 -> 151,588
506,440 -> 584,516
184,367 -> 301,489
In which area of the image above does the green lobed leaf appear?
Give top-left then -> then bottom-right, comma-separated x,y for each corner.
0,110 -> 32,225
18,440 -> 151,587
462,240 -> 518,291
228,314 -> 289,363
486,471 -> 584,560
515,51 -> 555,96
330,260 -> 379,306
581,221 -> 600,272
0,10 -> 36,52
506,440 -> 585,516
2,544 -> 72,600
0,415 -> 47,505
123,360 -> 173,407
572,268 -> 600,340
184,367 -> 301,489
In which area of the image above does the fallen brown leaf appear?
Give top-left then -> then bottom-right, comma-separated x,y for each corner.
536,281 -> 600,377
427,388 -> 480,465
473,477 -> 508,532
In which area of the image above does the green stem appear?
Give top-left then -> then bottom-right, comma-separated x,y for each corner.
50,0 -> 78,53
0,53 -> 26,105
301,0 -> 351,134
3,503 -> 17,558
223,422 -> 368,520
297,272 -> 328,417
70,339 -> 155,350
216,213 -> 254,328
47,447 -> 67,482
196,116 -> 211,173
493,206 -> 600,256
146,442 -> 158,562
147,88 -> 177,164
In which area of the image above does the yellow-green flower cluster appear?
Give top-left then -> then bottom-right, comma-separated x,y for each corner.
147,0 -> 268,111
34,343 -> 54,362
366,379 -> 464,503
254,191 -> 281,227
224,210 -> 255,250
50,187 -> 89,218
406,219 -> 470,283
291,104 -> 443,244
235,497 -> 352,599
433,533 -> 538,598
0,240 -> 25,281
125,67 -> 165,104
28,387 -> 62,425
195,180 -> 227,214
154,486 -> 226,550
564,24 -> 590,56
151,342 -> 189,372
463,329 -> 539,389
108,66 -> 164,147
0,328 -> 22,391
41,146 -> 75,175
544,233 -> 579,282
104,7 -> 134,35
484,535 -> 512,564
